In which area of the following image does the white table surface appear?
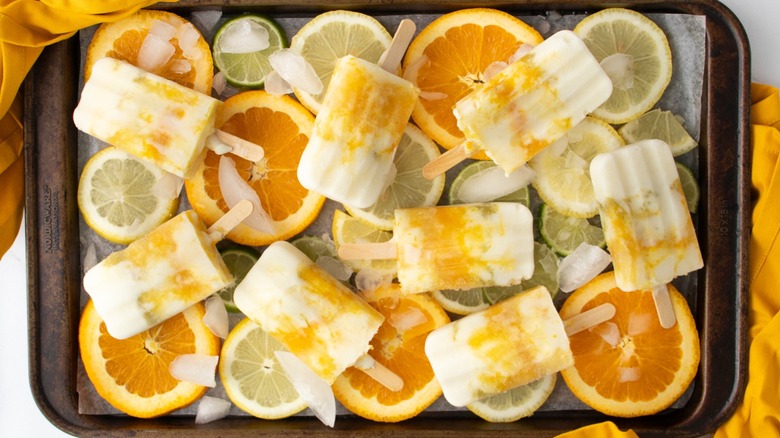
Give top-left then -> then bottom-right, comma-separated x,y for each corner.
0,1 -> 776,436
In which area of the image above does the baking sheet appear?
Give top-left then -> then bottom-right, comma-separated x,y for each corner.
74,9 -> 707,418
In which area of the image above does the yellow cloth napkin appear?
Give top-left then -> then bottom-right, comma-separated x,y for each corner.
557,85 -> 780,437
0,0 -> 174,259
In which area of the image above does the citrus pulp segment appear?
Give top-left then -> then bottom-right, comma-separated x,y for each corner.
675,161 -> 700,214
216,246 -> 260,312
78,300 -> 220,418
560,272 -> 700,417
212,15 -> 287,88
290,10 -> 392,114
403,8 -> 544,157
77,146 -> 179,245
184,90 -> 325,246
219,318 -> 308,419
530,117 -> 625,218
332,283 -> 450,422
344,124 -> 445,230
85,9 -> 213,93
573,8 -> 673,124
618,108 -> 698,157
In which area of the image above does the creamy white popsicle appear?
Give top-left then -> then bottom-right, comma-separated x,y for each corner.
425,286 -> 573,407
234,240 -> 385,384
297,55 -> 419,208
83,210 -> 233,339
590,139 -> 703,292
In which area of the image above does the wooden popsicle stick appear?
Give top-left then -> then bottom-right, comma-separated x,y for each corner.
378,19 -> 417,73
355,354 -> 404,392
207,199 -> 253,241
651,284 -> 677,329
564,303 -> 616,337
337,240 -> 397,260
213,129 -> 264,162
422,142 -> 476,180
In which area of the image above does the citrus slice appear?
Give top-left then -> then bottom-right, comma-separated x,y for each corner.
219,318 -> 308,419
212,15 -> 287,88
466,374 -> 556,422
77,146 -> 179,245
675,161 -> 700,214
78,300 -> 220,418
529,117 -> 624,218
539,203 -> 606,257
344,124 -> 445,230
290,10 -> 392,114
291,234 -> 338,262
618,109 -> 698,157
560,271 -> 700,417
332,209 -> 396,278
216,246 -> 260,312
184,90 -> 325,246
332,283 -> 450,422
573,8 -> 673,124
448,161 -> 531,206
85,9 -> 213,93
403,8 -> 543,158
432,242 -> 559,315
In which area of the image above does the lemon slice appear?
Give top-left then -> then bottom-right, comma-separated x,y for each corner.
219,318 -> 307,419
574,8 -> 673,124
290,10 -> 392,114
432,242 -> 559,315
332,210 -> 396,278
618,109 -> 698,156
676,161 -> 700,214
530,117 -> 624,218
344,124 -> 445,230
77,146 -> 179,245
467,374 -> 556,422
539,204 -> 605,257
212,15 -> 287,88
448,161 -> 531,206
216,246 -> 260,312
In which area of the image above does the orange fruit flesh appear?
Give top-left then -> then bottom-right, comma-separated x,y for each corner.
333,284 -> 450,422
560,272 -> 700,417
79,300 -> 220,418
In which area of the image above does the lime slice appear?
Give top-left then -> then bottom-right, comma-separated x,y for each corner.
291,235 -> 337,262
290,10 -> 392,114
676,161 -> 700,214
449,161 -> 531,206
212,15 -> 287,88
345,124 -> 445,230
217,246 -> 260,312
332,210 -> 397,277
77,146 -> 179,245
539,204 -> 605,257
432,243 -> 559,315
219,318 -> 307,419
574,8 -> 673,124
618,109 -> 698,157
467,374 -> 556,422
530,117 -> 624,218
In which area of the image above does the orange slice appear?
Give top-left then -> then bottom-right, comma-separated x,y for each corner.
332,283 -> 450,422
85,9 -> 213,93
403,9 -> 543,159
78,299 -> 220,418
560,272 -> 700,417
184,90 -> 325,246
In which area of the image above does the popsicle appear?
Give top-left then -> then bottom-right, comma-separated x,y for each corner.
83,201 -> 252,340
233,240 -> 402,390
338,202 -> 535,294
297,20 -> 420,208
590,139 -> 703,328
425,286 -> 616,407
74,57 -> 263,179
422,30 -> 613,179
